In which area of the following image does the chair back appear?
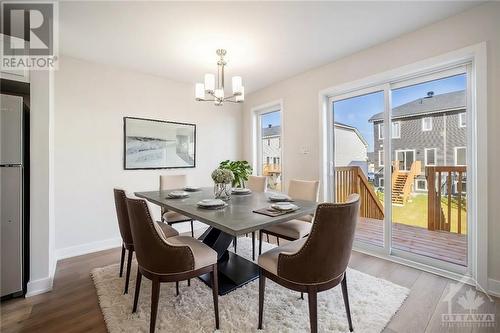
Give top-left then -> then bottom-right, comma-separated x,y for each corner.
126,197 -> 194,274
113,189 -> 134,246
247,175 -> 267,192
288,179 -> 319,201
278,194 -> 360,284
159,175 -> 187,191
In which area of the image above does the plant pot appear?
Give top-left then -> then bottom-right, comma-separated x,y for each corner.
214,183 -> 231,201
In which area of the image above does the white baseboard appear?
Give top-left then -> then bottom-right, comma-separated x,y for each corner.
488,278 -> 500,297
56,237 -> 122,260
26,276 -> 53,297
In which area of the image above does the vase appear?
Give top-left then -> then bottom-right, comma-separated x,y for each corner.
214,182 -> 231,200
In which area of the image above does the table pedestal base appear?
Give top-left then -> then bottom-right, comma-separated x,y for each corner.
199,227 -> 260,295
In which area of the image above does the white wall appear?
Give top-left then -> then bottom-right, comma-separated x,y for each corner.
54,56 -> 242,256
242,3 -> 500,283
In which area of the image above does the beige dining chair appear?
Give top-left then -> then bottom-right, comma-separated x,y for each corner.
258,179 -> 320,255
113,189 -> 179,294
126,197 -> 219,333
160,175 -> 195,237
233,175 -> 268,260
258,194 -> 360,333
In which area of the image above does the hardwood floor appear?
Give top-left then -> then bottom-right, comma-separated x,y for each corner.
1,230 -> 498,333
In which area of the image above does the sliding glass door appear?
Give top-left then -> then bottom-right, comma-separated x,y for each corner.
330,65 -> 471,274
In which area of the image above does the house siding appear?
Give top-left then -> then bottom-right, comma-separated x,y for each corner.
372,109 -> 466,188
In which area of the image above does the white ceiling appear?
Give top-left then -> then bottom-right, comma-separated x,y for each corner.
59,1 -> 481,93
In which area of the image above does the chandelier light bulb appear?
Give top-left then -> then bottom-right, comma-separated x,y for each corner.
195,83 -> 205,101
204,73 -> 215,93
232,76 -> 242,95
235,86 -> 245,102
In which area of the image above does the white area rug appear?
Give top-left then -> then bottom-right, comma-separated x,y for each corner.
91,238 -> 409,332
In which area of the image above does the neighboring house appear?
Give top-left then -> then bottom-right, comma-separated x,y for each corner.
262,124 -> 281,167
369,90 -> 467,192
334,122 -> 369,176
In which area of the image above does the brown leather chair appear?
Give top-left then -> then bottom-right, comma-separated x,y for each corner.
233,175 -> 268,260
126,197 -> 219,333
257,194 -> 360,333
259,179 -> 319,254
113,189 -> 179,294
160,175 -> 195,237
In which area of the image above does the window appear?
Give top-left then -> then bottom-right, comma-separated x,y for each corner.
256,108 -> 282,190
392,121 -> 401,139
424,148 -> 437,166
378,150 -> 384,167
378,123 -> 384,140
379,178 -> 384,188
455,147 -> 466,166
459,113 -> 466,128
422,117 -> 433,131
416,179 -> 427,191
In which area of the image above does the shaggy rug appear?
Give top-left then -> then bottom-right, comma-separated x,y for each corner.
91,238 -> 408,332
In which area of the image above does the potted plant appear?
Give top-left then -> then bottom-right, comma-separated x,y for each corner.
211,168 -> 234,200
219,160 -> 253,188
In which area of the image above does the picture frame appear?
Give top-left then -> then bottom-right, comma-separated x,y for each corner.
123,117 -> 196,170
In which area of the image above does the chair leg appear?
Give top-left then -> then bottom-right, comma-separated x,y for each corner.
132,270 -> 142,313
176,281 -> 179,296
259,230 -> 263,255
188,279 -> 191,286
190,220 -> 194,237
233,236 -> 237,252
308,287 -> 318,333
276,236 -> 280,246
211,264 -> 220,330
119,244 -> 125,277
341,274 -> 354,332
150,279 -> 160,333
266,234 -> 269,242
124,249 -> 133,294
252,231 -> 256,261
258,270 -> 266,329
300,292 -> 304,300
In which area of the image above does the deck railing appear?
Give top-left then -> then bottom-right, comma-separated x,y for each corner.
426,166 -> 467,234
335,166 -> 384,220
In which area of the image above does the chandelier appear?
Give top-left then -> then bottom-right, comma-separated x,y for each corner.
195,49 -> 244,106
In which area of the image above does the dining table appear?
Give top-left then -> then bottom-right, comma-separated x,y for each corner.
135,187 -> 317,295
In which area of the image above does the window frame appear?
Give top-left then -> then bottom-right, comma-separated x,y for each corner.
378,123 -> 384,140
392,121 -> 401,139
424,148 -> 437,166
454,146 -> 466,166
415,179 -> 428,191
422,117 -> 433,131
459,112 -> 466,128
378,150 -> 384,167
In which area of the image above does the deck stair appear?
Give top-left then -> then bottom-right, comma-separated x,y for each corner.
391,174 -> 408,204
391,160 -> 421,205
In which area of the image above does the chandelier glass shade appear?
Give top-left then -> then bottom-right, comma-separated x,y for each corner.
195,49 -> 244,106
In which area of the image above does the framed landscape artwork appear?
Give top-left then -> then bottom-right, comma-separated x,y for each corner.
123,117 -> 196,170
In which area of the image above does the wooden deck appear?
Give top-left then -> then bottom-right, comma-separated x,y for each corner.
355,217 -> 467,266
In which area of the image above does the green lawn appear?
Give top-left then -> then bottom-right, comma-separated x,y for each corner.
376,192 -> 467,234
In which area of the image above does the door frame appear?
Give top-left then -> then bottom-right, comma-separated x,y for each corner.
318,43 -> 488,289
394,149 -> 416,172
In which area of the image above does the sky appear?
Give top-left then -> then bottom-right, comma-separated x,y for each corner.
333,74 -> 466,152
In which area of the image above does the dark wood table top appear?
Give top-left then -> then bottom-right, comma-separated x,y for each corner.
135,188 -> 317,236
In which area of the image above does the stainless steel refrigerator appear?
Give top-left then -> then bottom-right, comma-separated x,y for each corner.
1,93 -> 25,298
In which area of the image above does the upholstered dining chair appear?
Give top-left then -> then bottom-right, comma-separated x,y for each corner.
113,188 -> 179,294
258,179 -> 319,255
258,194 -> 360,333
233,175 -> 268,260
126,197 -> 219,333
160,175 -> 195,237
